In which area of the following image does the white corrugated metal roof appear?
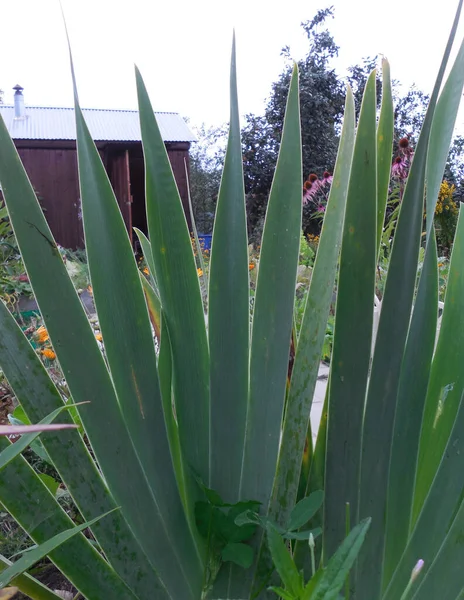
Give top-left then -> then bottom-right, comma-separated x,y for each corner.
0,105 -> 196,143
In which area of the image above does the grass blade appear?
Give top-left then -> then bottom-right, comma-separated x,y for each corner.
0,439 -> 137,599
0,510 -> 118,589
136,67 -> 211,490
209,35 -> 250,504
0,555 -> 63,600
323,71 -> 377,560
376,59 -> 394,254
0,405 -> 78,469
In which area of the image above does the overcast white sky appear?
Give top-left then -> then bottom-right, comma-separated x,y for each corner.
1,0 -> 463,130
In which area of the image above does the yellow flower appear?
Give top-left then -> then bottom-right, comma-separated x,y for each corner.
95,333 -> 103,342
438,263 -> 444,267
41,348 -> 56,361
35,326 -> 49,344
143,267 -> 149,275
197,268 -> 203,277
87,285 -> 93,296
249,263 -> 255,270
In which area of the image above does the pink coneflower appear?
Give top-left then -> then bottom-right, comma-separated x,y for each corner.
303,178 -> 322,204
323,171 -> 333,184
392,156 -> 408,179
308,173 -> 318,182
399,137 -> 409,149
317,204 -> 326,213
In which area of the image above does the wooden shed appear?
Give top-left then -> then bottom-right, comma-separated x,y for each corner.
0,86 -> 196,249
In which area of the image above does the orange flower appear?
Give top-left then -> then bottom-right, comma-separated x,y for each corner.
197,268 -> 203,277
41,348 -> 56,361
249,263 -> 255,270
87,285 -> 93,296
95,333 -> 103,342
143,267 -> 149,275
35,326 -> 49,344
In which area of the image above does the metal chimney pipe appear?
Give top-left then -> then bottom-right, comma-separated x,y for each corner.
13,85 -> 24,118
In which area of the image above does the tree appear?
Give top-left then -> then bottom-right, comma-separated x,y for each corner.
242,7 -> 345,239
188,123 -> 225,234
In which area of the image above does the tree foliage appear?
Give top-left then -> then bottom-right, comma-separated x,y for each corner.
189,8 -> 461,241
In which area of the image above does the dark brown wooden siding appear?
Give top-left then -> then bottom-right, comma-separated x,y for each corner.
11,140 -> 191,249
166,143 -> 192,230
17,147 -> 84,249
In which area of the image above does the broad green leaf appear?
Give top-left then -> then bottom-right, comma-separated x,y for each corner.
270,87 -> 355,528
269,586 -> 295,600
426,26 -> 464,235
383,393 -> 464,600
414,207 -> 464,521
302,569 -> 324,600
0,438 -> 137,600
221,543 -> 254,569
240,63 -> 301,506
0,554 -> 63,600
356,7 -> 463,587
0,405 -> 77,470
209,34 -> 250,504
283,527 -> 322,541
382,233 -> 438,589
136,67 -> 211,491
311,518 -> 371,600
0,509 -> 118,588
71,54 -> 203,596
0,299 -> 165,599
37,473 -> 60,497
376,58 -> 394,254
267,524 -> 304,598
287,491 -> 324,532
324,71 -> 377,560
7,412 -> 58,466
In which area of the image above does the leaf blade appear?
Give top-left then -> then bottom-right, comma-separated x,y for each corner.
323,70 -> 377,560
209,35 -> 250,504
